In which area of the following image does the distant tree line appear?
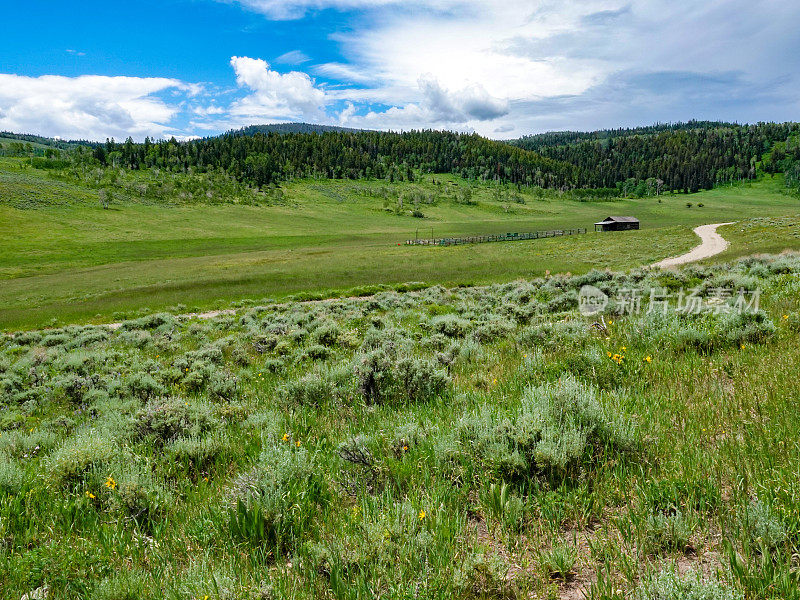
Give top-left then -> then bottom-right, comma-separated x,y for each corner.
230,123 -> 365,136
0,131 -> 88,151
511,120 -> 738,152
512,121 -> 800,193
17,121 -> 800,196
88,130 -> 578,189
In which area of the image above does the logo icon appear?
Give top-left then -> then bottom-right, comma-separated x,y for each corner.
579,285 -> 608,316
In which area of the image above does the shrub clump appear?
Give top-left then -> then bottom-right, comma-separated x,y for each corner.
107,467 -> 172,530
395,356 -> 449,403
135,397 -> 215,445
46,429 -> 117,486
716,310 -> 776,346
518,320 -> 589,349
452,376 -> 636,482
301,344 -> 331,361
0,457 -> 24,495
634,569 -> 743,600
208,370 -> 238,402
738,497 -> 788,552
354,349 -> 449,404
117,330 -> 153,348
427,314 -> 471,338
124,371 -> 165,401
281,365 -> 351,407
310,322 -> 340,347
642,510 -> 695,554
56,373 -> 101,404
119,313 -> 175,331
167,432 -> 230,470
228,442 -> 328,553
470,319 -> 516,343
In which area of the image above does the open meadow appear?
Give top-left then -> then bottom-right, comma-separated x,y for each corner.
1,253 -> 799,599
1,158 -> 799,330
2,141 -> 800,599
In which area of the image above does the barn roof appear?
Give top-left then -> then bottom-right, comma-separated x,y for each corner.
595,216 -> 640,224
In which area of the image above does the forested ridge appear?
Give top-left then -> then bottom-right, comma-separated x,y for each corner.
8,121 -> 800,197
512,121 -> 800,193
0,131 -> 88,151
84,130 -> 578,189
510,120 -> 737,152
230,123 -> 366,136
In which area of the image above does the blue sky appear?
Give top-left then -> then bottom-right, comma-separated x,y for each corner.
1,0 -> 798,141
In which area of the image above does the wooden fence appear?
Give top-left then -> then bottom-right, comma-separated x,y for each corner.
405,228 -> 587,247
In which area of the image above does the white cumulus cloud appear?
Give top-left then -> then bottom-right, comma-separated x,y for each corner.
228,56 -> 327,122
337,76 -> 508,130
0,74 -> 188,141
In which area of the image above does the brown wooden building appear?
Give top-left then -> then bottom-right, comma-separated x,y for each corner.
594,216 -> 640,232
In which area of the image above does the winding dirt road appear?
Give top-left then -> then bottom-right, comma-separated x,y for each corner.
651,222 -> 735,269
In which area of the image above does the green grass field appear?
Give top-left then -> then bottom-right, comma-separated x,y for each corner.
1,158 -> 799,330
2,255 -> 799,599
2,155 -> 800,599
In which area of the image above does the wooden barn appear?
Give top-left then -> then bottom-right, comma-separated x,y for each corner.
594,216 -> 640,232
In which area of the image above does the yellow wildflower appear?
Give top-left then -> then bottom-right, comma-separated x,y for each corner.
403,445 -> 409,452
296,440 -> 301,447
418,510 -> 426,520
86,491 -> 96,499
282,433 -> 289,442
104,476 -> 116,490
644,356 -> 652,363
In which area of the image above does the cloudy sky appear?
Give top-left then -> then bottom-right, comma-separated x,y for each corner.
1,0 -> 798,141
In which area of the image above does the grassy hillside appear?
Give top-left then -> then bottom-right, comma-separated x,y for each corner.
0,132 -> 85,154
1,254 -> 799,599
1,158 -> 799,330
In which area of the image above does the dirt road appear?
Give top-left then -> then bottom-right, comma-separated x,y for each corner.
105,309 -> 236,330
651,222 -> 735,269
